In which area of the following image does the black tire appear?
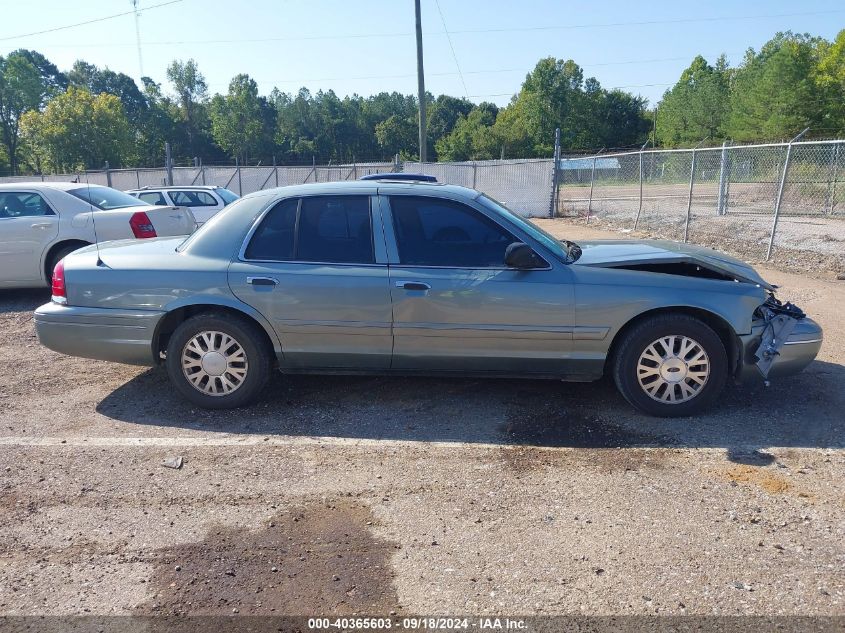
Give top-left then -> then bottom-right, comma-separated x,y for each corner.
46,243 -> 86,284
165,312 -> 272,409
612,314 -> 728,417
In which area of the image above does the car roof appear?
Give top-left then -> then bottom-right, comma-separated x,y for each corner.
240,179 -> 475,200
0,181 -> 92,191
127,185 -> 222,192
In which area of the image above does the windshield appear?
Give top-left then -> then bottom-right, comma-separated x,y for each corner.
68,186 -> 149,210
216,188 -> 239,205
476,194 -> 578,262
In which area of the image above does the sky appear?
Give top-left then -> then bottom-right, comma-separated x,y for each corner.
1,0 -> 843,107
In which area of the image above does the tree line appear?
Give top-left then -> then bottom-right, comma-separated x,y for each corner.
1,29 -> 843,175
657,31 -> 845,146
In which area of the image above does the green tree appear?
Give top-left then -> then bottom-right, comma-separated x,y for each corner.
0,50 -> 63,174
209,74 -> 265,164
166,59 -> 209,158
427,95 -> 474,159
68,61 -> 147,122
725,33 -> 826,141
655,55 -> 730,146
375,114 -> 418,159
435,103 -> 499,161
20,86 -> 132,172
817,29 -> 845,133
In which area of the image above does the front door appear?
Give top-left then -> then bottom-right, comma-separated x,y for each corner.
229,194 -> 392,369
383,195 -> 576,375
0,191 -> 59,285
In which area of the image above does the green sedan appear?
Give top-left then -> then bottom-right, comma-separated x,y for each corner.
34,177 -> 822,417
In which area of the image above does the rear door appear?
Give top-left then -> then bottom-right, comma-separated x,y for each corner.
169,190 -> 222,225
382,194 -> 576,374
228,194 -> 392,369
0,190 -> 59,284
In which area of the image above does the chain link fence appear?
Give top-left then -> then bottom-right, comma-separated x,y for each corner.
1,159 -> 555,218
557,139 -> 845,270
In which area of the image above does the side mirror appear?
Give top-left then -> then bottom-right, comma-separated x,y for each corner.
504,242 -> 546,269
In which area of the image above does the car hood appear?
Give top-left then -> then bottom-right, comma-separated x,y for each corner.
572,240 -> 775,290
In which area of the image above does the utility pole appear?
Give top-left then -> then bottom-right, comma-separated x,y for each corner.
414,0 -> 428,163
131,0 -> 144,78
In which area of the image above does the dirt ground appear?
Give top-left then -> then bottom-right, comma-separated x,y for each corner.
0,220 -> 843,620
556,183 -> 845,275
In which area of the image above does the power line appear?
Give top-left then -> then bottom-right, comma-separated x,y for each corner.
434,0 -> 469,99
8,8 -> 842,47
0,0 -> 185,42
449,9 -> 845,35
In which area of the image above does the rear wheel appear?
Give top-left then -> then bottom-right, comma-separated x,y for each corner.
165,313 -> 272,409
612,314 -> 728,417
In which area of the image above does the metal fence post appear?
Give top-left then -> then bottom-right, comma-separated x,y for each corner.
826,141 -> 841,215
633,140 -> 649,230
472,161 -> 477,189
165,142 -> 173,186
684,149 -> 698,243
136,169 -> 141,188
274,156 -> 279,187
104,161 -> 112,188
551,128 -> 561,218
201,165 -> 206,186
236,157 -> 243,195
717,140 -> 730,215
586,148 -> 603,224
767,128 -> 809,260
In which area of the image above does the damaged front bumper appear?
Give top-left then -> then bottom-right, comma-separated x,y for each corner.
736,297 -> 823,383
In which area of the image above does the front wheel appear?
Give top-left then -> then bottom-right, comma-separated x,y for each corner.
612,314 -> 728,417
165,313 -> 272,409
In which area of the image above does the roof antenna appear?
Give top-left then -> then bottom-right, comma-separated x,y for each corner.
83,171 -> 104,267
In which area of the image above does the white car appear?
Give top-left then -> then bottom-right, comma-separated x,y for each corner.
0,182 -> 197,289
126,185 -> 239,225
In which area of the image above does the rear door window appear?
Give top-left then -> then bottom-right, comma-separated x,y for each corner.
171,190 -> 218,207
244,196 -> 373,264
297,196 -> 373,264
243,198 -> 298,261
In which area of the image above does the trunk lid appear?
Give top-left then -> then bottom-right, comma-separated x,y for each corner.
93,204 -> 197,237
133,204 -> 196,236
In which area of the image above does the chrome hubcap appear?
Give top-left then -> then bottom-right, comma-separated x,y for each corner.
181,331 -> 248,396
637,335 -> 709,404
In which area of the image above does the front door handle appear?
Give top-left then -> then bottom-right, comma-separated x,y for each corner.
395,281 -> 431,291
246,276 -> 278,286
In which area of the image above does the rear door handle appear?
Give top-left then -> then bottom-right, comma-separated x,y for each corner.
31,222 -> 53,229
395,281 -> 431,291
246,276 -> 278,286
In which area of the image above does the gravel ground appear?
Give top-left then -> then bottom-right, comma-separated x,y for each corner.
0,222 -> 843,619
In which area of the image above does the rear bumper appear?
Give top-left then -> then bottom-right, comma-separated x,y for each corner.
738,317 -> 823,382
34,302 -> 164,366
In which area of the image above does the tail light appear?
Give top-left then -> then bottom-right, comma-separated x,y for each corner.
51,260 -> 67,304
130,211 -> 157,238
